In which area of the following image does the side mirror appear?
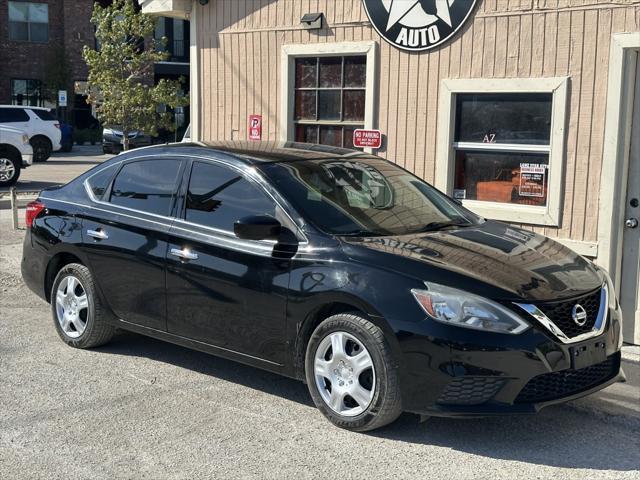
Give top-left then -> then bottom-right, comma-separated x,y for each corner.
234,215 -> 281,241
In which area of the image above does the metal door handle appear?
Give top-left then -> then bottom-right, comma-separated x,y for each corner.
170,248 -> 198,260
625,218 -> 638,229
87,229 -> 108,240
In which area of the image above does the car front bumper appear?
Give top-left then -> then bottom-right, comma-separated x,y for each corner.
103,136 -> 152,151
395,304 -> 624,417
21,153 -> 33,167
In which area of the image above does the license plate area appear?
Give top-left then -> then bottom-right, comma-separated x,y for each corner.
570,340 -> 607,370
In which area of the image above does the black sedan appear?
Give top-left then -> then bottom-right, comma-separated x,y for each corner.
21,142 -> 624,431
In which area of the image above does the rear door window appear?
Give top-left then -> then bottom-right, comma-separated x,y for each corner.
185,161 -> 277,233
109,159 -> 182,216
0,108 -> 29,123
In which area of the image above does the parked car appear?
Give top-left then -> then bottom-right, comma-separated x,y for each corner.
0,125 -> 33,187
0,106 -> 62,162
102,127 -> 152,154
21,142 -> 624,432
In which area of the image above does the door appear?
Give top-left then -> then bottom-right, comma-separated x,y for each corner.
620,59 -> 640,345
80,157 -> 184,330
166,160 -> 292,364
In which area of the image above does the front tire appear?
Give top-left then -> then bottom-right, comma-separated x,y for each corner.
305,313 -> 402,432
51,263 -> 115,348
0,152 -> 20,187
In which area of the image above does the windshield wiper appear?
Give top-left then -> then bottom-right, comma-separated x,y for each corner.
417,219 -> 472,233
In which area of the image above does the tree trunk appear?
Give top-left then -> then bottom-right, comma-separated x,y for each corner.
122,132 -> 130,151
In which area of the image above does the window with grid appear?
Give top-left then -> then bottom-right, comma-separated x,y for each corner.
8,2 -> 48,43
293,56 -> 366,149
452,93 -> 552,207
11,79 -> 43,106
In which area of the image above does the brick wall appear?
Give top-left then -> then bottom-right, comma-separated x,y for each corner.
0,0 -> 95,108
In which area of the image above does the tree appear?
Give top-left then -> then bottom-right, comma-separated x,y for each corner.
83,0 -> 188,150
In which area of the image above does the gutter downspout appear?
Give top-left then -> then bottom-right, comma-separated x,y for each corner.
189,0 -> 201,142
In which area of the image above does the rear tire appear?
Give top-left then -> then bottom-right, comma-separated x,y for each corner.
31,136 -> 52,162
305,313 -> 402,432
51,263 -> 115,348
0,151 -> 21,187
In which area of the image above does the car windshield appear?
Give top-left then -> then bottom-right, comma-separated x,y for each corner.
260,157 -> 481,236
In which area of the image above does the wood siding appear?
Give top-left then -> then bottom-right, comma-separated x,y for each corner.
196,0 -> 640,244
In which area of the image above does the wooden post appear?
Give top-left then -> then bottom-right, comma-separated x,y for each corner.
10,187 -> 18,230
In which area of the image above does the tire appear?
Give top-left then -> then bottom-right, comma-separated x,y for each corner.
51,263 -> 115,349
31,136 -> 52,162
102,146 -> 111,154
305,313 -> 402,432
0,150 -> 21,187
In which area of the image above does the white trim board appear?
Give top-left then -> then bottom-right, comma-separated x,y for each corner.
279,41 -> 378,150
597,32 -> 640,286
436,77 -> 569,227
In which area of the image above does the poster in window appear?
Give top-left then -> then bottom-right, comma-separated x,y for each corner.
519,163 -> 546,198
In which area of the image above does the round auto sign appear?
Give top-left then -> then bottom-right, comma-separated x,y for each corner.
363,0 -> 478,52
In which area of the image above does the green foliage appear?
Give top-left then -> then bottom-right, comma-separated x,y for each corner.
83,0 -> 188,149
43,46 -> 70,104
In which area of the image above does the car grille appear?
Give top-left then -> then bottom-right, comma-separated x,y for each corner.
514,353 -> 620,404
534,288 -> 602,339
437,377 -> 505,405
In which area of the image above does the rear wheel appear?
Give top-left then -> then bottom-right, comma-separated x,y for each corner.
31,136 -> 52,162
0,151 -> 20,187
305,313 -> 402,432
51,263 -> 115,348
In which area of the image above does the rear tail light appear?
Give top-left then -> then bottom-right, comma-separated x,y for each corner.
54,123 -> 60,129
25,201 -> 45,228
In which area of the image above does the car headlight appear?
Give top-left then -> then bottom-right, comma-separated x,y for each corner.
596,265 -> 618,310
411,282 -> 530,334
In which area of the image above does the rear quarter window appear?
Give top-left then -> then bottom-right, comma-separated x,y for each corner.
31,109 -> 55,121
86,164 -> 118,200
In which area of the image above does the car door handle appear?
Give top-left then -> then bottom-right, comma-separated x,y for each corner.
170,248 -> 198,261
87,229 -> 108,240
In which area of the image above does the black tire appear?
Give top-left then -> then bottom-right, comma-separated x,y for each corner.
0,150 -> 21,187
51,263 -> 115,349
102,146 -> 111,154
30,136 -> 52,162
305,313 -> 402,432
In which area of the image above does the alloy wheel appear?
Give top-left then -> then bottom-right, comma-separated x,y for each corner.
314,331 -> 376,417
0,158 -> 16,182
55,275 -> 89,338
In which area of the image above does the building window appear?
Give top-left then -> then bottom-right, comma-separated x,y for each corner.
293,56 -> 366,148
155,17 -> 188,61
8,2 -> 49,43
11,79 -> 43,106
436,77 -> 569,226
281,42 -> 377,149
453,93 -> 552,206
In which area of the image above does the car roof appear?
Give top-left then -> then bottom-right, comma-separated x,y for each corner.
0,105 -> 49,111
129,140 -> 377,167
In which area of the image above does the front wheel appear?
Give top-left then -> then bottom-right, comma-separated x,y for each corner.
305,313 -> 402,432
0,152 -> 21,187
51,263 -> 115,348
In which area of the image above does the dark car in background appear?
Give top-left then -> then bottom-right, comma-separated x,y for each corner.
102,126 -> 152,154
21,142 -> 624,431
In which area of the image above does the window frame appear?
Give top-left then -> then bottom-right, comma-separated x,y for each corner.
8,1 -> 49,43
436,77 -> 569,226
280,41 -> 378,152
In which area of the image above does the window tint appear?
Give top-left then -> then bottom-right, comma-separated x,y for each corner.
32,109 -> 54,120
455,93 -> 552,145
0,108 -> 29,122
109,159 -> 182,215
87,164 -> 118,200
185,162 -> 276,232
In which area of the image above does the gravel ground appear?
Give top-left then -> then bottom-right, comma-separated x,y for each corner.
0,160 -> 639,478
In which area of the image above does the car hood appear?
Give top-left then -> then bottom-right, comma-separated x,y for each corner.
340,220 -> 603,302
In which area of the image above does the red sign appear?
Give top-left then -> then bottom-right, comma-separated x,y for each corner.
353,129 -> 382,149
248,115 -> 262,140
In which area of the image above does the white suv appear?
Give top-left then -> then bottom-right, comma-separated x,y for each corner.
0,125 -> 33,187
0,106 -> 62,162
